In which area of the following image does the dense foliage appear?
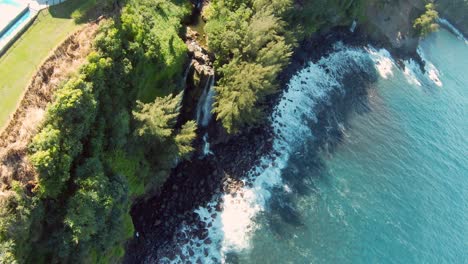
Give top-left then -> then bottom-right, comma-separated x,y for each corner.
0,0 -> 196,262
414,3 -> 439,36
1,0 -> 377,262
205,0 -> 366,133
205,0 -> 293,133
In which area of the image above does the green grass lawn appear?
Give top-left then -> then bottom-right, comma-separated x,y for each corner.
0,0 -> 94,129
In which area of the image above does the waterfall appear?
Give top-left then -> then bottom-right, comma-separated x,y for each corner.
182,61 -> 193,86
202,133 -> 213,156
350,20 -> 357,33
195,75 -> 215,127
158,44 -> 379,263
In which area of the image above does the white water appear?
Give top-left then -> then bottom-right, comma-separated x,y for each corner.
202,133 -> 213,156
437,18 -> 468,44
367,48 -> 394,79
182,61 -> 193,86
195,76 -> 215,127
350,20 -> 357,33
366,43 -> 443,88
160,44 -> 381,263
158,33 -> 451,263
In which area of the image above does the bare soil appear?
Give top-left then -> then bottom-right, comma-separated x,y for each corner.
0,22 -> 100,192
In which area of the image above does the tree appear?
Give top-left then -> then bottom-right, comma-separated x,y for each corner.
175,120 -> 197,158
133,92 -> 197,159
29,125 -> 73,198
414,3 -> 439,37
205,0 -> 292,133
133,93 -> 182,141
47,78 -> 97,140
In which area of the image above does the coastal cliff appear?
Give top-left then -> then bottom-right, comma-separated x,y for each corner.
436,0 -> 468,36
124,0 -> 440,262
1,0 -> 463,262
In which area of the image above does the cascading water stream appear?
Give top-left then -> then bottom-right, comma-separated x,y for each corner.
202,133 -> 213,156
350,20 -> 357,33
144,24 -> 468,264
182,61 -> 194,87
155,36 -> 453,262
195,75 -> 215,127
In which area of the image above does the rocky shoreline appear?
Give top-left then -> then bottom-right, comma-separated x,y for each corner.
123,20 -> 428,262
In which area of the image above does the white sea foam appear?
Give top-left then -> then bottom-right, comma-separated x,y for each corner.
366,45 -> 443,88
403,59 -> 423,87
367,48 -> 395,79
160,44 -> 379,263
437,18 -> 468,44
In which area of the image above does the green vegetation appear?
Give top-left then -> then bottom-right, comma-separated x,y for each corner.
414,3 -> 439,36
133,93 -> 197,160
205,0 -> 366,133
0,0 -> 97,129
0,0 -> 377,262
1,0 -> 196,262
205,0 -> 293,133
288,0 -> 366,38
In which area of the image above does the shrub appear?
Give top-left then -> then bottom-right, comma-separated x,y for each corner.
414,3 -> 439,36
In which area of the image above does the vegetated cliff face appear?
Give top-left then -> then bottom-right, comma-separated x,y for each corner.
363,0 -> 425,56
0,23 -> 100,191
435,0 -> 468,36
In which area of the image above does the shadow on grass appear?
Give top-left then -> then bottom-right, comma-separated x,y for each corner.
49,0 -> 98,23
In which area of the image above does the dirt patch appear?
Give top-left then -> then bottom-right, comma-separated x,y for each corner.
0,21 -> 101,192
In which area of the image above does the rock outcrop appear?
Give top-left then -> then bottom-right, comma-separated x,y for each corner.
435,0 -> 468,37
363,0 -> 425,57
179,26 -> 215,124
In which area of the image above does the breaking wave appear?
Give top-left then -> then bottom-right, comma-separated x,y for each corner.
154,34 -> 445,263
155,43 -> 383,263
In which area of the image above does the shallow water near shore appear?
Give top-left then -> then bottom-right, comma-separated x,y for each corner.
156,28 -> 468,263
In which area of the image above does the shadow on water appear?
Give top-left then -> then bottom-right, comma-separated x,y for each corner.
126,28 -> 381,262
265,52 -> 378,237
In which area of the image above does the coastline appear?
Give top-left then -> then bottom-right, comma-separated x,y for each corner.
123,23 -> 421,262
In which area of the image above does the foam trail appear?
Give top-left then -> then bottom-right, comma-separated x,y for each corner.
437,18 -> 468,44
155,44 -> 380,264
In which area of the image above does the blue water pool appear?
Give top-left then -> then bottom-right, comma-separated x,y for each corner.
0,10 -> 32,42
0,0 -> 32,46
0,0 -> 22,6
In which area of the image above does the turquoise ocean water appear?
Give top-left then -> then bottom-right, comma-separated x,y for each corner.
240,28 -> 468,264
158,28 -> 467,264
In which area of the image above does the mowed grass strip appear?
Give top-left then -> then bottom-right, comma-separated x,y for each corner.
0,0 -> 93,128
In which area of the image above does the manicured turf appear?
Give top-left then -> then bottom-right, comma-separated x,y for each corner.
0,0 -> 91,128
